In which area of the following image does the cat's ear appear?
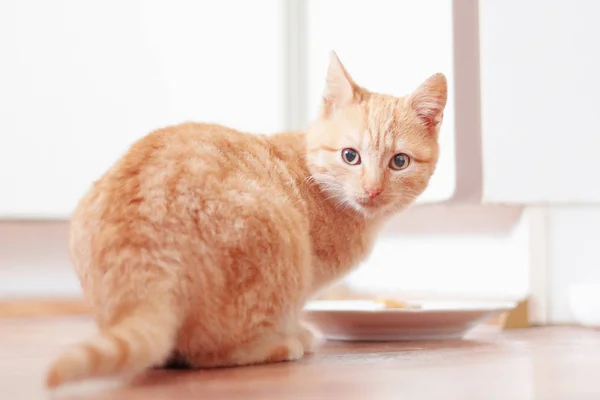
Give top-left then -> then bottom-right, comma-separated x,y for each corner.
321,51 -> 359,117
406,73 -> 448,134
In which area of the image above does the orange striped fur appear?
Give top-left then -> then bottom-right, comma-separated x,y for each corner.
46,52 -> 447,388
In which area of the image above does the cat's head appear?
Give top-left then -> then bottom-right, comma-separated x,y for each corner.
306,52 -> 447,218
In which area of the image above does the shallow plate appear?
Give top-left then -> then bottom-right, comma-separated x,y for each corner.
302,300 -> 516,341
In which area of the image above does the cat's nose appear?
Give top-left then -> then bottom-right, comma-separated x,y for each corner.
364,186 -> 383,199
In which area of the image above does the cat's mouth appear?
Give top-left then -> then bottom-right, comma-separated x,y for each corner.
354,196 -> 383,208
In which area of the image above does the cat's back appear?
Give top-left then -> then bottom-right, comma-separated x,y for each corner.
74,122 -> 298,222
117,122 -> 266,180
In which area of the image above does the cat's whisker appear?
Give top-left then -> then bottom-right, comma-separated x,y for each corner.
301,175 -> 318,187
323,192 -> 346,202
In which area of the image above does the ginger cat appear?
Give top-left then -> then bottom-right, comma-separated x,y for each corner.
46,52 -> 447,388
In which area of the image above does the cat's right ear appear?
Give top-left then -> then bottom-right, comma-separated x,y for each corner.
321,51 -> 359,117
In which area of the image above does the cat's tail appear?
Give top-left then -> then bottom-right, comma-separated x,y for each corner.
45,303 -> 179,388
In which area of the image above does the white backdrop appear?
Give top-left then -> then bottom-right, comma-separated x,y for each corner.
0,0 -> 283,218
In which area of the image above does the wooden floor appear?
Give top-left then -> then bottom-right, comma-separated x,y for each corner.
2,317 -> 600,399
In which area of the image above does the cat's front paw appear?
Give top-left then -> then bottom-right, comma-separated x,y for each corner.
299,322 -> 324,354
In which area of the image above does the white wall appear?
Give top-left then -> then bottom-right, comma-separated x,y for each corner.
347,210 -> 531,301
0,222 -> 79,298
475,0 -> 600,323
0,0 -> 283,218
479,0 -> 600,203
545,207 -> 600,323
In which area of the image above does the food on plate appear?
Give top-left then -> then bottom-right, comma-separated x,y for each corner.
374,298 -> 422,309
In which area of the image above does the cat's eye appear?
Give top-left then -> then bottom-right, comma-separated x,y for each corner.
389,153 -> 410,170
341,148 -> 361,165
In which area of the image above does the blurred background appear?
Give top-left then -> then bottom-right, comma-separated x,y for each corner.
1,0 -> 599,325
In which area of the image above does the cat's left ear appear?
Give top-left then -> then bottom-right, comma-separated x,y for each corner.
406,73 -> 448,135
321,51 -> 360,117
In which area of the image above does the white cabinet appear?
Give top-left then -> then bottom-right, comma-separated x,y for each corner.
480,0 -> 600,204
0,0 -> 283,218
306,0 -> 457,203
